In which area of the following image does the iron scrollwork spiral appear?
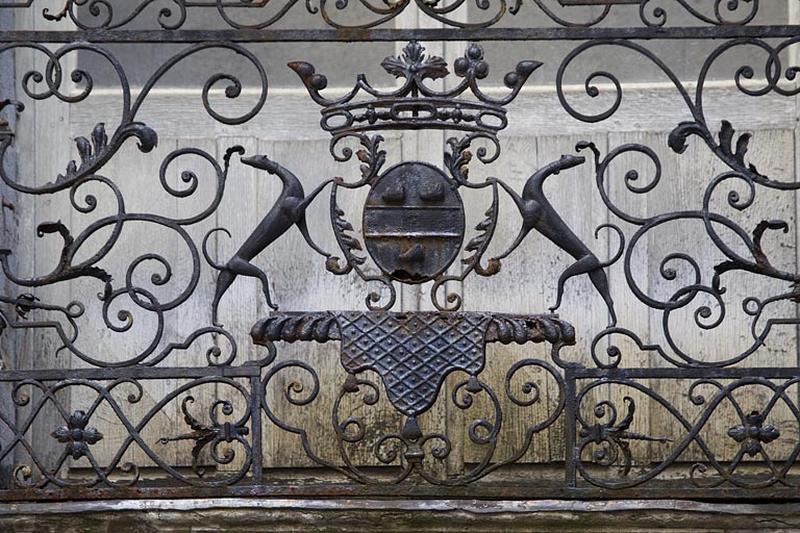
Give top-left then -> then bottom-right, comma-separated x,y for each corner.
1,0 -> 763,30
553,37 -> 800,370
574,374 -> 799,490
261,355 -> 566,484
3,375 -> 254,488
0,40 -> 268,367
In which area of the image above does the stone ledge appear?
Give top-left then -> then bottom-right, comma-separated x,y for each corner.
1,499 -> 800,532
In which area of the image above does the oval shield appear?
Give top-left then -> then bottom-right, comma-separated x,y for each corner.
363,162 -> 465,284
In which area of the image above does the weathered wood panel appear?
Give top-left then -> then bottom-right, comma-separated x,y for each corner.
255,137 -> 406,469
11,0 -> 76,482
0,6 -> 18,487
6,498 -> 800,533
458,133 -> 611,465
5,63 -> 799,477
606,127 -> 798,466
69,137 -> 226,470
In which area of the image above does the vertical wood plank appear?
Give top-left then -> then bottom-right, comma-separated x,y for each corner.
70,139 -> 182,470
536,133 -> 611,463
214,135 -> 261,472
605,131 -> 661,467
165,137 -> 223,471
459,133 -> 608,466
258,138 -> 404,469
460,135 -> 545,465
12,1 -> 75,480
396,34 -> 452,480
608,129 -> 798,469
0,7 -> 19,487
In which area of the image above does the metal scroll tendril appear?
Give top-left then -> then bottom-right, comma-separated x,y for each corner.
261,355 -> 566,484
158,394 -> 251,478
0,41 -> 268,367
0,5 -> 799,496
575,377 -> 799,490
25,0 -> 765,29
3,376 -> 252,488
556,37 -> 800,368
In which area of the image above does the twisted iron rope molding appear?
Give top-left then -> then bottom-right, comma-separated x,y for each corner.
0,0 -> 765,31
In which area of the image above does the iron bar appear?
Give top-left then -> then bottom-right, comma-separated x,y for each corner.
2,26 -> 800,43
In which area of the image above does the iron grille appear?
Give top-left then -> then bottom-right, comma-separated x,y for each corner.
1,0 -> 799,501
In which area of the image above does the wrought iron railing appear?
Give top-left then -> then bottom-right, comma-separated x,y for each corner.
1,0 -> 799,501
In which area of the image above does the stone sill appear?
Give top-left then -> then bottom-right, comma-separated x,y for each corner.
1,499 -> 800,532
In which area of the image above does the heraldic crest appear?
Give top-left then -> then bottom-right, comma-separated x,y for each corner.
206,41 -> 612,441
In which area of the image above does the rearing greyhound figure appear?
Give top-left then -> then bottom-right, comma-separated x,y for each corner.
493,154 -> 618,326
205,153 -> 331,327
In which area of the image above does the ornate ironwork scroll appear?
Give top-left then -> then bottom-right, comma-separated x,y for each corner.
1,0 -> 800,501
0,0 -> 767,31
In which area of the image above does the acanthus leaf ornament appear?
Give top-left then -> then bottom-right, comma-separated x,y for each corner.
159,396 -> 250,478
578,396 -> 671,477
380,40 -> 449,83
55,122 -> 158,189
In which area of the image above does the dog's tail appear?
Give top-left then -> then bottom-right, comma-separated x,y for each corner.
593,223 -> 626,269
202,227 -> 232,271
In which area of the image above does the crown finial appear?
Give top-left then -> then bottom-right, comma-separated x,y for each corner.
288,41 -> 542,140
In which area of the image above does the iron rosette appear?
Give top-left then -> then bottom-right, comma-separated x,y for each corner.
573,374 -> 800,490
